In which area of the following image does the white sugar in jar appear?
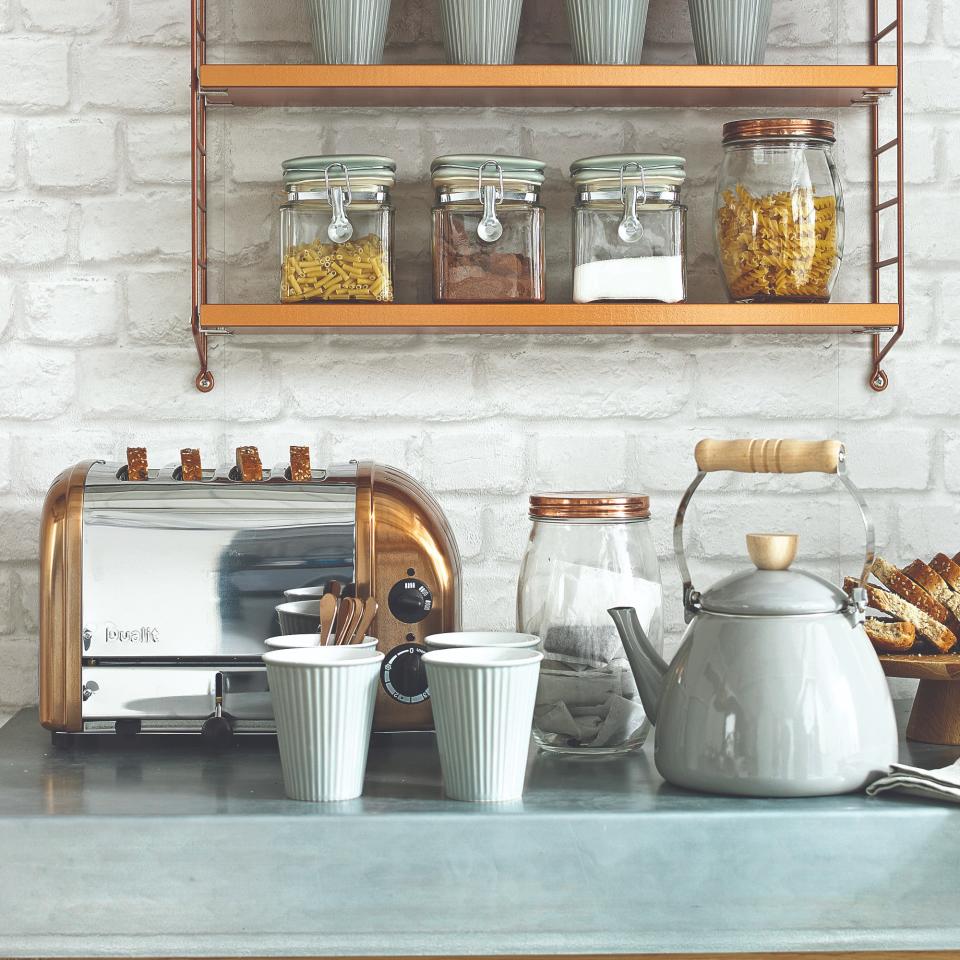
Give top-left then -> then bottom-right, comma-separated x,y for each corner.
570,154 -> 687,303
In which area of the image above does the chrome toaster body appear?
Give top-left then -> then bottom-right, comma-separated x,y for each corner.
40,460 -> 461,735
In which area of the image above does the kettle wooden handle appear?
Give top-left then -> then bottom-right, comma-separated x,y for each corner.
694,439 -> 843,475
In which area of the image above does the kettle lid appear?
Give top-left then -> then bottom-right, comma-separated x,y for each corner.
699,533 -> 847,617
700,568 -> 847,617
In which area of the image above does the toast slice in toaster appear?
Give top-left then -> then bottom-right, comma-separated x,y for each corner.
289,446 -> 312,482
126,447 -> 149,481
180,448 -> 203,482
235,446 -> 263,482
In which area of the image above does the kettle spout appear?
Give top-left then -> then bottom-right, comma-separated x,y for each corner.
608,606 -> 669,725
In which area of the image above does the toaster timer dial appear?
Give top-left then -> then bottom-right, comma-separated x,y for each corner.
387,578 -> 433,623
381,643 -> 430,704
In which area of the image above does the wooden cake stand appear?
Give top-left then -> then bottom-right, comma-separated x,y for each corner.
880,654 -> 960,745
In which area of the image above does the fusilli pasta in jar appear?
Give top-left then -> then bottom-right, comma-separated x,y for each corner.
715,119 -> 844,303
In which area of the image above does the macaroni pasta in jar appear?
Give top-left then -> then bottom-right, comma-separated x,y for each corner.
279,155 -> 395,304
715,118 -> 844,303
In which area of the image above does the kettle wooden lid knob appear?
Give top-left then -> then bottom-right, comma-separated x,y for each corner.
747,533 -> 798,571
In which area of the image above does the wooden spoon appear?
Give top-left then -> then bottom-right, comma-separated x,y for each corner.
350,599 -> 379,645
318,592 -> 338,646
344,598 -> 365,643
334,597 -> 358,645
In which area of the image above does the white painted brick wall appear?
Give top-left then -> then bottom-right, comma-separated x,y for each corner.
0,0 -> 955,711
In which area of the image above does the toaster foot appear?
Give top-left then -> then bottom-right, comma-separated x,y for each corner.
115,719 -> 141,738
201,713 -> 235,747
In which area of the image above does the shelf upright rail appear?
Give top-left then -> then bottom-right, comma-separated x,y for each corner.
191,0 -> 213,392
868,0 -> 904,392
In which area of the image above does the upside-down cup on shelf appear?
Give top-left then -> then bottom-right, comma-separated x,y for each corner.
688,0 -> 772,65
306,0 -> 392,64
423,647 -> 543,802
264,646 -> 384,802
565,0 -> 650,65
438,0 -> 524,65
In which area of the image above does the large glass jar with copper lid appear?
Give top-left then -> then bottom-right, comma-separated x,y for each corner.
517,493 -> 663,756
715,118 -> 844,303
279,155 -> 395,304
431,155 -> 545,302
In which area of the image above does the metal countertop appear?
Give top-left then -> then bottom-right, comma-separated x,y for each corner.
0,704 -> 958,957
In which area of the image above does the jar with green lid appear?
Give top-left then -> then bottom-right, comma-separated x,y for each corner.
279,155 -> 395,304
571,154 -> 687,304
431,155 -> 546,303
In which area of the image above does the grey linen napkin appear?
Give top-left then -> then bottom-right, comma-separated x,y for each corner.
867,759 -> 960,802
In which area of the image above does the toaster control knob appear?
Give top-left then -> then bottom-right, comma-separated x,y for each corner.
388,578 -> 433,624
381,643 -> 430,704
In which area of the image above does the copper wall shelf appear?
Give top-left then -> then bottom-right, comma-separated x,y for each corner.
199,302 -> 898,336
190,0 -> 904,394
198,63 -> 897,109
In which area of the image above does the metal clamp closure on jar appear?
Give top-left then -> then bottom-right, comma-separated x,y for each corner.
476,160 -> 505,243
323,162 -> 353,244
618,162 -> 647,244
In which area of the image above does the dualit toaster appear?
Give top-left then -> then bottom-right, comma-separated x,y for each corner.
39,457 -> 460,736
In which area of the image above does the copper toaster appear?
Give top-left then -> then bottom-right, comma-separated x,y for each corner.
39,456 -> 461,736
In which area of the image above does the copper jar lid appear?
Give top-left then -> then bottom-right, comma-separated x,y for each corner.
722,118 -> 835,144
529,493 -> 650,521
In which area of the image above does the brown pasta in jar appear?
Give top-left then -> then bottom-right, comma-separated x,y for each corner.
715,118 -> 843,304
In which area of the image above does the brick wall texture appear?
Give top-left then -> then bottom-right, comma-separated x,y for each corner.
0,0 -> 954,713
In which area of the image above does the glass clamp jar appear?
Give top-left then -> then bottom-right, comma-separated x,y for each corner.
715,118 -> 844,303
517,493 -> 663,756
571,154 -> 687,304
279,155 -> 396,304
431,155 -> 546,303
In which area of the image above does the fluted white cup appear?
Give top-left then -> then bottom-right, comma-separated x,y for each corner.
306,0 -> 392,65
565,0 -> 650,65
688,0 -> 772,65
423,647 -> 543,802
438,0 -> 524,65
265,634 -> 378,651
264,646 -> 384,802
425,631 -> 541,651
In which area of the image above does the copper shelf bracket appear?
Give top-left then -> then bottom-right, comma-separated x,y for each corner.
191,0 -> 214,392
868,0 -> 904,392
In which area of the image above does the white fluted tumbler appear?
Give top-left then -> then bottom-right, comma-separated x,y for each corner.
264,646 -> 383,802
423,647 -> 542,802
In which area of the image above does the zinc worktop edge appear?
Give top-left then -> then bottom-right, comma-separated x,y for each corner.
0,706 -> 958,958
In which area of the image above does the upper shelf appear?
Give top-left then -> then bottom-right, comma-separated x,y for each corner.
200,303 -> 899,335
199,64 -> 898,109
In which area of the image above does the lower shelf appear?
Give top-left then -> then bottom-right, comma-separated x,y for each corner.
200,302 -> 898,335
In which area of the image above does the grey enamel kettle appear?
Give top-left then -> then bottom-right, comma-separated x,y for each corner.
609,439 -> 898,798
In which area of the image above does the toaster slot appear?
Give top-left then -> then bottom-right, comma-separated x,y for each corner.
171,465 -> 216,482
80,665 -> 272,725
227,465 -> 273,482
115,465 -> 160,482
281,464 -> 328,483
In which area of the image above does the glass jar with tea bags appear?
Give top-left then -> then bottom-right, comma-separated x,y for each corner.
517,493 -> 663,756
